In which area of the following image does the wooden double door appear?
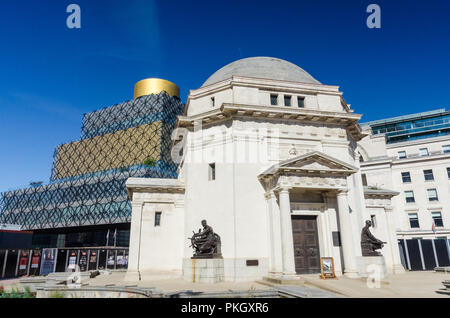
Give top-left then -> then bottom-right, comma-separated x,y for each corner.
291,215 -> 321,274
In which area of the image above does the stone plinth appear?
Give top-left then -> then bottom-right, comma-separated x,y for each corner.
356,256 -> 387,279
183,258 -> 224,283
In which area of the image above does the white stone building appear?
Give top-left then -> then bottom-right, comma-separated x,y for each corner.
125,57 -> 405,282
359,110 -> 450,241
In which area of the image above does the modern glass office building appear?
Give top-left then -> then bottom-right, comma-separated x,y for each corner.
0,79 -> 184,248
363,109 -> 450,144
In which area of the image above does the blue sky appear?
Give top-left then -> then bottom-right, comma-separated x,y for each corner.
0,0 -> 450,192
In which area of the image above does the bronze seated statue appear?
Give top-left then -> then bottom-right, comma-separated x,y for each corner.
361,220 -> 386,256
189,220 -> 222,259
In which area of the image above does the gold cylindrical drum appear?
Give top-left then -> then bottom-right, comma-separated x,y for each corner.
134,78 -> 180,99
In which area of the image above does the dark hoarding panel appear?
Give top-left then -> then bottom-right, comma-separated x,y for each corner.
98,249 -> 107,270
0,231 -> 33,249
434,239 -> 450,267
406,240 -> 423,271
420,240 -> 436,270
55,249 -> 68,272
0,250 -> 6,278
4,249 -> 19,278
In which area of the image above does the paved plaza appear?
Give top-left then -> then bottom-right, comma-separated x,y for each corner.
2,271 -> 447,298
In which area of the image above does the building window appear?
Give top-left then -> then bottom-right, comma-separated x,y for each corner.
361,174 -> 368,186
284,95 -> 291,107
270,94 -> 278,106
408,213 -> 420,228
419,148 -> 429,157
442,145 -> 450,154
401,172 -> 411,183
405,191 -> 415,203
423,169 -> 434,181
297,97 -> 305,108
432,212 -> 443,227
447,167 -> 450,178
155,212 -> 162,226
427,188 -> 438,202
209,163 -> 216,181
370,215 -> 377,228
398,151 -> 406,159
211,97 -> 215,107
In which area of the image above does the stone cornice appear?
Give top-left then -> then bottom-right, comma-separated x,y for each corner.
177,103 -> 366,141
126,177 -> 185,199
188,75 -> 340,99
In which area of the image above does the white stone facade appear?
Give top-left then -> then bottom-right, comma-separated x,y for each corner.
359,128 -> 450,240
125,57 -> 405,282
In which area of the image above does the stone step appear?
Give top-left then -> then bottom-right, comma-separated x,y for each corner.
261,275 -> 305,286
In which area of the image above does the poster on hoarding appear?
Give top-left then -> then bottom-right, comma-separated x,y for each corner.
19,255 -> 28,270
68,252 -> 77,270
31,254 -> 40,269
40,248 -> 57,276
79,251 -> 88,272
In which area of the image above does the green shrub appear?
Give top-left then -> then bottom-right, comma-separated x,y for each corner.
143,158 -> 157,167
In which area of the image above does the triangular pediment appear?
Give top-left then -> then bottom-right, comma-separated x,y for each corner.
259,151 -> 357,178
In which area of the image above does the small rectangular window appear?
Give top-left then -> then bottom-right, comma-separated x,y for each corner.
442,145 -> 450,154
447,167 -> 450,178
297,97 -> 305,108
423,169 -> 434,181
401,172 -> 411,183
155,212 -> 162,226
427,188 -> 438,202
211,97 -> 215,107
284,95 -> 291,107
408,213 -> 420,228
405,191 -> 415,203
270,94 -> 278,106
209,163 -> 216,181
398,151 -> 407,159
432,212 -> 444,227
419,148 -> 429,157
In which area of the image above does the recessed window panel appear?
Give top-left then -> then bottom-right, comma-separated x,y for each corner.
401,172 -> 411,183
427,188 -> 438,202
270,94 -> 278,106
284,95 -> 291,107
423,169 -> 434,181
408,213 -> 420,228
405,191 -> 415,203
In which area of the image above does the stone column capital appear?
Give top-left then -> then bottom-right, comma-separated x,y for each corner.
265,191 -> 277,200
337,189 -> 349,196
278,186 -> 291,194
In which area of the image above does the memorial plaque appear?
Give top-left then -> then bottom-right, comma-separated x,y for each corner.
332,231 -> 341,247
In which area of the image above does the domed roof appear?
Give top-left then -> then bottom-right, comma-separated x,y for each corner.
202,57 -> 321,87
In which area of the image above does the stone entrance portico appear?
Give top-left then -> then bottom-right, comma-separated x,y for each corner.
259,151 -> 361,278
